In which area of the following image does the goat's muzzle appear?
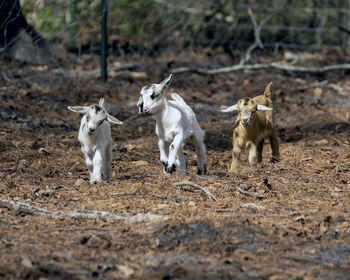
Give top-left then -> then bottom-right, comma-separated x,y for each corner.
88,128 -> 95,135
242,118 -> 249,126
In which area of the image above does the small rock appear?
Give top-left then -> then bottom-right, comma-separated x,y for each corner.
114,143 -> 127,152
188,201 -> 196,207
21,257 -> 33,268
133,160 -> 148,166
314,87 -> 323,97
45,184 -> 62,190
38,147 -> 51,154
116,265 -> 134,278
29,141 -> 39,149
74,178 -> 85,186
315,139 -> 328,145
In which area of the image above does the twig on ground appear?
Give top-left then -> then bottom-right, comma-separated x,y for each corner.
236,187 -> 267,198
172,62 -> 350,75
9,157 -> 19,174
241,203 -> 266,210
174,181 -> 217,201
0,199 -> 167,223
283,80 -> 329,92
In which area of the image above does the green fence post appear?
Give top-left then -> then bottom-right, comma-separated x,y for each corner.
69,0 -> 77,50
101,0 -> 107,81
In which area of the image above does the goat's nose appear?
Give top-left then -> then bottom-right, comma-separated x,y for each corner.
88,128 -> 95,135
143,106 -> 149,112
242,118 -> 249,124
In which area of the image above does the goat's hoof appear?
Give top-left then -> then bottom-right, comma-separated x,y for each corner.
165,164 -> 176,174
197,165 -> 207,175
90,178 -> 102,184
271,156 -> 280,163
228,168 -> 237,173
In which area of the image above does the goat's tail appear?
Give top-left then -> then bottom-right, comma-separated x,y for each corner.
264,82 -> 273,97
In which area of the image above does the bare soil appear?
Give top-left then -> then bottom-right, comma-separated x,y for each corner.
0,51 -> 350,279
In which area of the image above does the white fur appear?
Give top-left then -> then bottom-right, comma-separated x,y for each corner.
68,98 -> 123,184
137,74 -> 207,175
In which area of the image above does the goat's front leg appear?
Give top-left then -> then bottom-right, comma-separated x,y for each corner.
166,134 -> 184,174
158,138 -> 169,174
82,145 -> 94,177
91,149 -> 103,184
84,154 -> 94,176
248,141 -> 258,165
229,134 -> 242,173
104,144 -> 112,181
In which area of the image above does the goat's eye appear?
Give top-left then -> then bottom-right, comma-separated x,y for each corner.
150,93 -> 157,100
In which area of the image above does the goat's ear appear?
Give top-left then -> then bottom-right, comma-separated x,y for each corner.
106,113 -> 123,125
263,82 -> 273,97
221,104 -> 238,112
159,74 -> 173,91
257,104 -> 273,111
99,98 -> 105,108
68,106 -> 89,114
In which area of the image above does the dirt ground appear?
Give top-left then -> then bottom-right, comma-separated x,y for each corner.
0,50 -> 350,279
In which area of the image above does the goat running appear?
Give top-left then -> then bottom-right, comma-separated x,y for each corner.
221,82 -> 280,172
68,98 -> 123,184
137,74 -> 207,175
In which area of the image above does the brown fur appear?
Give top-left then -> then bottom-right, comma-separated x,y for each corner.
229,82 -> 280,172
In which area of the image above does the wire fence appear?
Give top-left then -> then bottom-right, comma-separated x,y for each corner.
2,0 -> 350,67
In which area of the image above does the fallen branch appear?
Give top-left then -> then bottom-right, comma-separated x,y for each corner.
0,199 -> 167,223
172,62 -> 350,75
174,181 -> 217,201
51,62 -> 145,79
236,187 -> 267,198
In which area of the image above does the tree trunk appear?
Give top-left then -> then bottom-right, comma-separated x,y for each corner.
0,0 -> 51,64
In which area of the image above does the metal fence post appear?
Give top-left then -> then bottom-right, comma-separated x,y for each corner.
69,0 -> 77,50
101,0 -> 107,82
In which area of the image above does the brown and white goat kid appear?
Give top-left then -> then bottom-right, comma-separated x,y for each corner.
221,82 -> 280,172
68,98 -> 123,184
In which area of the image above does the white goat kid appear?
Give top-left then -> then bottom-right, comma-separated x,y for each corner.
137,74 -> 207,175
68,98 -> 123,184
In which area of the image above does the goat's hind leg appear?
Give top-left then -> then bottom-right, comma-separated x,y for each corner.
257,139 -> 264,163
158,139 -> 169,174
269,128 -> 280,162
103,144 -> 112,182
176,146 -> 187,175
193,134 -> 207,175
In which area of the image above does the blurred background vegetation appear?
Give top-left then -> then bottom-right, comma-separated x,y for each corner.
19,0 -> 350,56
